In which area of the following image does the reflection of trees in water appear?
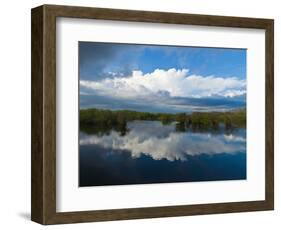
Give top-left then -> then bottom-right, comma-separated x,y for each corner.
81,120 -> 237,137
80,122 -> 128,136
158,119 -> 236,135
175,122 -> 186,132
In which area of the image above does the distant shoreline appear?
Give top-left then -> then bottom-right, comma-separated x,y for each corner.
80,108 -> 246,135
79,105 -> 246,114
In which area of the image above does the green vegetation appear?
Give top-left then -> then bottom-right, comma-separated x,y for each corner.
80,108 -> 246,135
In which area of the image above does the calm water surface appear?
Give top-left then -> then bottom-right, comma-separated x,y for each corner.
79,121 -> 246,186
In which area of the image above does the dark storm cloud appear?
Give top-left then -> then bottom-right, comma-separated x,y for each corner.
79,42 -> 142,81
80,94 -> 246,113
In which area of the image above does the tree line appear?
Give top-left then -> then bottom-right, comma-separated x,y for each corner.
80,108 -> 246,135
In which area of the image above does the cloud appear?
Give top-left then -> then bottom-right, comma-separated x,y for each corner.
80,68 -> 246,100
80,121 -> 246,161
79,42 -> 144,80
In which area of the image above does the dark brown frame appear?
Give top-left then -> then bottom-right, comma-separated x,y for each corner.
31,4 -> 274,225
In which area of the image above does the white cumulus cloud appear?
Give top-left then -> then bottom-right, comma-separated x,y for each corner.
80,68 -> 246,100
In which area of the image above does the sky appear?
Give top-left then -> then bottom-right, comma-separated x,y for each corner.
79,42 -> 246,113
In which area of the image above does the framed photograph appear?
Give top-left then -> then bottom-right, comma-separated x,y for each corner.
31,4 -> 274,225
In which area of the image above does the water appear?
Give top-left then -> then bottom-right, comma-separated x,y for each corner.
79,121 -> 246,187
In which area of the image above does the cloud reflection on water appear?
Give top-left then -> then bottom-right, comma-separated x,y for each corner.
80,121 -> 246,161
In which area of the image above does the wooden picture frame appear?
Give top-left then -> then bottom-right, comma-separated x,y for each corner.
31,4 -> 274,225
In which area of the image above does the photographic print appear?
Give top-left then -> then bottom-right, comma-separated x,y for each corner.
31,5 -> 273,224
79,42 -> 247,187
